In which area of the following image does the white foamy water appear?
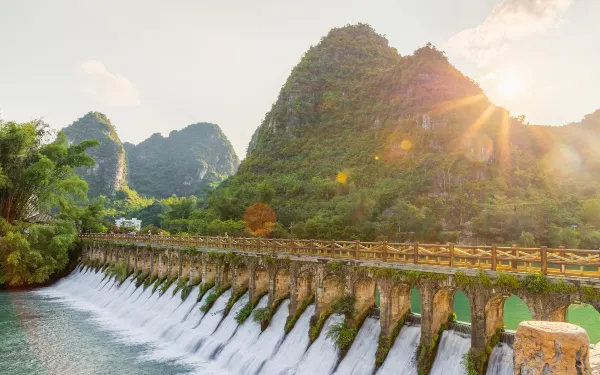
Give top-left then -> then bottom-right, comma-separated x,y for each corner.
429,330 -> 470,375
293,314 -> 344,375
334,317 -> 380,375
217,299 -> 289,374
198,292 -> 250,359
377,324 -> 420,375
211,295 -> 268,367
486,343 -> 514,375
32,267 -> 497,375
258,305 -> 315,375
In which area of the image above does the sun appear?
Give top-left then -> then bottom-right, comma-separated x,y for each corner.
497,69 -> 522,98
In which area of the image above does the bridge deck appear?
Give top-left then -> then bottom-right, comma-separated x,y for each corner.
81,234 -> 600,285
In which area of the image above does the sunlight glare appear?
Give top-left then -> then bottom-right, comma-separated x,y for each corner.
497,69 -> 522,98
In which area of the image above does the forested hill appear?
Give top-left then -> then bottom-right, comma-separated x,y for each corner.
63,112 -> 127,197
125,123 -> 240,198
207,23 -> 600,247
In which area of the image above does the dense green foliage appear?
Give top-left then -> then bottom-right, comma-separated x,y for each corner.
200,286 -> 229,313
252,307 -> 272,326
326,322 -> 358,351
64,24 -> 600,250
125,123 -> 239,198
63,112 -> 127,197
235,303 -> 253,324
0,119 -> 99,286
200,24 -> 600,247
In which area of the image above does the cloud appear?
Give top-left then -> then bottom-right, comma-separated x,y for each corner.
80,60 -> 140,106
445,0 -> 573,65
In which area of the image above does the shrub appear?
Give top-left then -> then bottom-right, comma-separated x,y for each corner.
326,322 -> 357,351
332,295 -> 357,316
199,285 -> 229,313
235,303 -> 253,324
159,277 -> 177,296
252,307 -> 272,327
285,296 -> 314,333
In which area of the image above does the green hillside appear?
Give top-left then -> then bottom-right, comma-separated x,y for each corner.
202,23 -> 600,247
125,123 -> 240,198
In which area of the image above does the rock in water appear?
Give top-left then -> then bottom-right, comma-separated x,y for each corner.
514,321 -> 590,375
590,343 -> 600,375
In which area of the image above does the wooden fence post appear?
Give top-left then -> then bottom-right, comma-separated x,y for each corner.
382,241 -> 387,262
540,246 -> 547,275
290,238 -> 295,255
331,240 -> 336,258
355,240 -> 360,260
449,243 -> 455,267
491,244 -> 497,271
310,239 -> 314,256
413,243 -> 419,265
559,246 -> 566,273
511,244 -> 518,270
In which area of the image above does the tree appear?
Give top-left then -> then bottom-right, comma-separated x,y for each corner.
0,120 -> 98,286
0,120 -> 97,222
518,231 -> 536,247
579,199 -> 600,228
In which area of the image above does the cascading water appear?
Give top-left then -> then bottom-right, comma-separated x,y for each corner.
292,314 -> 344,375
27,267 -> 515,375
258,305 -> 315,375
333,317 -> 380,375
207,295 -> 268,368
184,288 -> 231,353
198,292 -> 250,359
376,324 -> 421,375
486,343 -> 514,375
429,329 -> 471,375
215,299 -> 289,374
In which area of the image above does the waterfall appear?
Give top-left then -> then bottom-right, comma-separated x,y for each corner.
208,295 -> 268,370
258,305 -> 315,375
377,324 -> 421,375
216,299 -> 290,374
293,314 -> 344,375
486,343 -> 514,375
429,329 -> 470,375
333,317 -> 380,375
33,268 -> 515,375
198,291 -> 250,359
184,288 -> 231,353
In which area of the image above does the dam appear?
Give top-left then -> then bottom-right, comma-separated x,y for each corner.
70,234 -> 600,374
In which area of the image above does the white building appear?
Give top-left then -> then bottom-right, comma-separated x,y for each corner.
115,217 -> 142,231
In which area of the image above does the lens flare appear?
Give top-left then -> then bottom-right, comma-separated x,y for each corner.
243,203 -> 276,237
400,139 -> 413,151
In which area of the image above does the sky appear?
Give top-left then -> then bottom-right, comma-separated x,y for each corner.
1,0 -> 598,158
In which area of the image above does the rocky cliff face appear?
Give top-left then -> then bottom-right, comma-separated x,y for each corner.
62,112 -> 127,197
125,123 -> 239,198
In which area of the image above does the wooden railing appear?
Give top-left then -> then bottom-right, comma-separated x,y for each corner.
80,234 -> 600,279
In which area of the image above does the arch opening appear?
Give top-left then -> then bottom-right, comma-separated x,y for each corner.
503,294 -> 532,331
567,303 -> 600,344
410,286 -> 421,314
453,290 -> 470,323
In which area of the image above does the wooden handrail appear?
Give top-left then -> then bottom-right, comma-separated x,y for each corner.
79,234 -> 600,279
